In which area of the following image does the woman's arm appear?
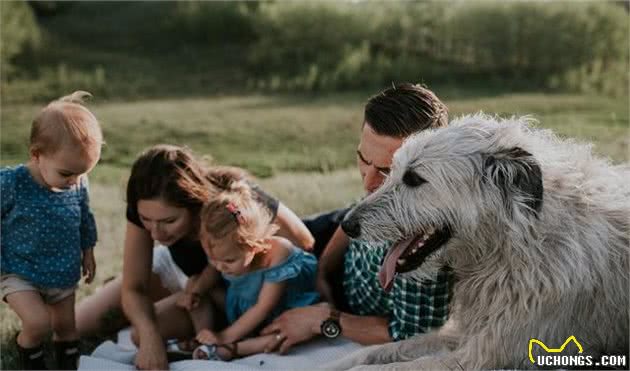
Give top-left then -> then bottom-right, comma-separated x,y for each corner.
274,203 -> 315,251
219,281 -> 287,344
121,222 -> 168,370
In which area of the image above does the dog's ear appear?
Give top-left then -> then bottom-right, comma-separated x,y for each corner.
483,147 -> 544,217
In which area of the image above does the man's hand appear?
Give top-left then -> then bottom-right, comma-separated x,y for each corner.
260,304 -> 328,354
134,334 -> 168,370
176,291 -> 200,311
82,248 -> 96,284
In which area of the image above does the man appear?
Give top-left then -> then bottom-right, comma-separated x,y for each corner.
262,83 -> 453,352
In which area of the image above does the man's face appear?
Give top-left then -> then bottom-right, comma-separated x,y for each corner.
356,122 -> 404,194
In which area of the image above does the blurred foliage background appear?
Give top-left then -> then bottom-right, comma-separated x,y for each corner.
2,1 -> 628,102
0,1 -> 628,368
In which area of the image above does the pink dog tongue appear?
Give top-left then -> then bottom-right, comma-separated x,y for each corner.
378,235 -> 421,292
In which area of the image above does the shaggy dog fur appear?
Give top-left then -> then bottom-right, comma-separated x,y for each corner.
326,114 -> 629,370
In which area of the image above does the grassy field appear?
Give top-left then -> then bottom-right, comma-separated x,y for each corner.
3,92 -> 627,175
1,91 -> 628,368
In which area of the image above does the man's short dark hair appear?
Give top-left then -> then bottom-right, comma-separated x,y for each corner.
364,83 -> 448,138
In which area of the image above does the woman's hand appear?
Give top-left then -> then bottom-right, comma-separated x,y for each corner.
176,291 -> 200,311
134,332 -> 168,370
260,304 -> 328,354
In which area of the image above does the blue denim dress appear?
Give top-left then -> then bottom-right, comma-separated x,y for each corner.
223,245 -> 319,326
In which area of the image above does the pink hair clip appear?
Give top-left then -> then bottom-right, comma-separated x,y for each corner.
226,202 -> 245,224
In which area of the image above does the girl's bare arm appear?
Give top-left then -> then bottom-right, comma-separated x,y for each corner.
219,281 -> 287,344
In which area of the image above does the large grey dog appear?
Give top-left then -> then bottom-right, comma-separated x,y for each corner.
327,114 -> 629,370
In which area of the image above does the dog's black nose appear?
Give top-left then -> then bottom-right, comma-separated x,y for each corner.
341,218 -> 361,238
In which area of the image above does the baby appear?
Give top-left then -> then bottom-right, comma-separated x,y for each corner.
1,91 -> 102,370
181,173 -> 319,361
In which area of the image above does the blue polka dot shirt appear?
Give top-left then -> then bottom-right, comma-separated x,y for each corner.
1,165 -> 98,288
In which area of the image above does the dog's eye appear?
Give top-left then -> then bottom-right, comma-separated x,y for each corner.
402,170 -> 426,187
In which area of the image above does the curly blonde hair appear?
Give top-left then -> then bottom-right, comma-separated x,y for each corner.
199,169 -> 278,255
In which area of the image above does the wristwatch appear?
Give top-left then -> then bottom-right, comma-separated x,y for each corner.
320,308 -> 342,339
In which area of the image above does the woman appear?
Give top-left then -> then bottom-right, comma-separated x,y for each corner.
76,145 -> 314,370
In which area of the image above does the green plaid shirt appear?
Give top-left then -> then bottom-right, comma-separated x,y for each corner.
343,240 -> 452,341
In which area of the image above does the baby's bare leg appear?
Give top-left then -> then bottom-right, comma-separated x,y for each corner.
49,293 -> 78,341
6,290 -> 51,347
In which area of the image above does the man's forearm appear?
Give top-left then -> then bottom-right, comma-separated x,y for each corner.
339,312 -> 392,345
319,227 -> 349,275
317,227 -> 350,305
316,280 -> 336,306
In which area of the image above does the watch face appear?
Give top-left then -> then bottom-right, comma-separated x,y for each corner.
321,319 -> 341,339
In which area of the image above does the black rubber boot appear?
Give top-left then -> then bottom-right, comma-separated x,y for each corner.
17,341 -> 48,370
54,340 -> 80,370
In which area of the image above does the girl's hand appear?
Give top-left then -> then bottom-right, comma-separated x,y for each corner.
176,291 -> 200,311
196,329 -> 222,345
82,248 -> 96,284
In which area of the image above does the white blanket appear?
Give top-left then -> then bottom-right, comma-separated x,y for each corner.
79,329 -> 363,370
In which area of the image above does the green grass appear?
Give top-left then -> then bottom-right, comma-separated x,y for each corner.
2,92 -> 628,178
1,94 -> 364,179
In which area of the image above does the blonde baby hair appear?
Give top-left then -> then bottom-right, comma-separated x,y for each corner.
29,91 -> 103,156
200,169 -> 279,255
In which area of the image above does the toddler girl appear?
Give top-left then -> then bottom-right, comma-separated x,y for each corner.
1,91 -> 102,370
186,175 -> 319,361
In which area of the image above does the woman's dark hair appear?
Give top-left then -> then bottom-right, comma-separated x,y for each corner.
126,145 -> 211,214
364,83 -> 448,138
